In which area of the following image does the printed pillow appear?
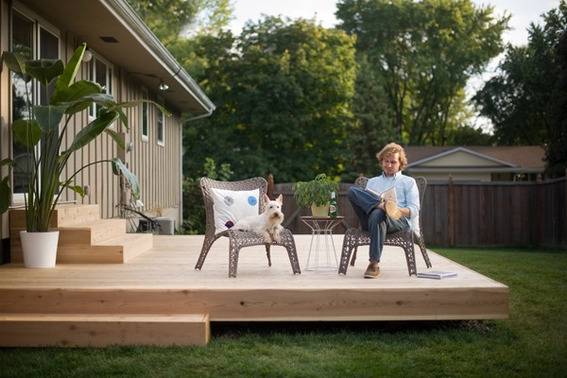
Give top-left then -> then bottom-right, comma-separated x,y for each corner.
210,188 -> 260,234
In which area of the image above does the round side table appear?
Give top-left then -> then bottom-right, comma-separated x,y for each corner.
300,216 -> 344,271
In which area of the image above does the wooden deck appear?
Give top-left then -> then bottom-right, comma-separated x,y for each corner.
0,235 -> 508,322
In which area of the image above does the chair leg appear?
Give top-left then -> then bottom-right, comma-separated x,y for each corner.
350,247 -> 358,266
228,236 -> 240,278
339,229 -> 357,275
265,244 -> 272,267
416,234 -> 432,268
281,229 -> 301,274
195,234 -> 216,270
401,234 -> 417,276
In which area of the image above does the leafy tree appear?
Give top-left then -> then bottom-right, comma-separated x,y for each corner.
126,0 -> 232,44
184,17 -> 357,182
473,1 -> 567,175
336,0 -> 508,145
447,125 -> 494,146
547,29 -> 567,177
344,53 -> 395,178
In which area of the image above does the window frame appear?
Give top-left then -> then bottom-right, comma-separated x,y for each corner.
87,52 -> 114,122
156,107 -> 165,146
141,88 -> 149,142
10,4 -> 61,203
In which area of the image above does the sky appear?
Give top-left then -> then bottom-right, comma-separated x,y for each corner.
227,0 -> 560,130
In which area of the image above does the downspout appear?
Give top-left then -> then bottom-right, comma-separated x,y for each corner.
179,108 -> 215,229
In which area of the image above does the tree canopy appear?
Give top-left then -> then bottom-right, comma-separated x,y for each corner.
337,0 -> 509,146
184,17 -> 357,182
473,1 -> 567,176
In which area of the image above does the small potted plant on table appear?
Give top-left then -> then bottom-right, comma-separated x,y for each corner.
293,174 -> 339,217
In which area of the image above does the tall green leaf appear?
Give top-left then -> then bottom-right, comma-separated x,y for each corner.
12,119 -> 42,147
112,158 -> 140,199
64,110 -> 118,155
0,177 -> 10,214
53,43 -> 86,97
1,51 -> 31,82
51,80 -> 102,105
25,59 -> 64,86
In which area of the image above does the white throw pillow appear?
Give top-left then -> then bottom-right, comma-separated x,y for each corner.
210,188 -> 260,234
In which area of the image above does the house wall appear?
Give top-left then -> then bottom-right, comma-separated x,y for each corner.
0,2 -> 183,239
419,151 -> 503,167
405,171 -> 492,182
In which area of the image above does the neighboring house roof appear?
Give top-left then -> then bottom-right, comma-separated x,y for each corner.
20,0 -> 215,116
405,146 -> 546,173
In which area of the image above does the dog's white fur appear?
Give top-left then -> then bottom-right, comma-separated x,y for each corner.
233,194 -> 284,243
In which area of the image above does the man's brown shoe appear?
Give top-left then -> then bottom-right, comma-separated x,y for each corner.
364,262 -> 380,279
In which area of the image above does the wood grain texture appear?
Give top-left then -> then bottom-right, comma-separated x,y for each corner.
0,313 -> 209,346
0,235 -> 509,321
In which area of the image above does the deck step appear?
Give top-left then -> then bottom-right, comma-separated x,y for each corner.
56,233 -> 154,263
0,313 -> 210,346
10,204 -> 101,229
59,218 -> 127,245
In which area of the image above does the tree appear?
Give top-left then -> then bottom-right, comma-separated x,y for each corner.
184,17 -> 357,182
336,0 -> 508,145
473,1 -> 567,175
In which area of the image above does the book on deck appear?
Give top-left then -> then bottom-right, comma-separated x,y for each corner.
365,186 -> 397,203
416,271 -> 458,279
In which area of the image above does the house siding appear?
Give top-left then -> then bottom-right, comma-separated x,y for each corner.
0,4 -> 183,238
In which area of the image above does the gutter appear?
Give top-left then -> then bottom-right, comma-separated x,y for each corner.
102,0 -> 216,116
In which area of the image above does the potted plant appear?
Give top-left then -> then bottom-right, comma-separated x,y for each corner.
0,43 -> 150,268
293,174 -> 339,217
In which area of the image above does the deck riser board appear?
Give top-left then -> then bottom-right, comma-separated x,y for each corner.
0,288 -> 509,321
0,314 -> 209,346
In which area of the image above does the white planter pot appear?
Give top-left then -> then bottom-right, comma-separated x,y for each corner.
311,204 -> 330,218
20,231 -> 59,268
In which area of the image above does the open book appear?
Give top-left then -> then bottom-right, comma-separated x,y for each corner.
365,186 -> 397,204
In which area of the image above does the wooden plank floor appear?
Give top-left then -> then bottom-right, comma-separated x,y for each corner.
0,235 -> 509,321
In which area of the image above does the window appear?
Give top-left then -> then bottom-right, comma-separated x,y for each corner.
88,54 -> 113,118
141,89 -> 149,142
157,108 -> 165,146
10,9 -> 59,196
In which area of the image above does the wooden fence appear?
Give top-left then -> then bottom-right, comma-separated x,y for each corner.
274,177 -> 567,248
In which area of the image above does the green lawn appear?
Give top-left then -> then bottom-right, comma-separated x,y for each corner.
1,248 -> 566,377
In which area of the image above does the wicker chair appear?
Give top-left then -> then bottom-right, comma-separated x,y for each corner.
195,177 -> 301,278
339,176 -> 432,276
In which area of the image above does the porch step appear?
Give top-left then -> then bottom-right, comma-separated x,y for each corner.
58,218 -> 128,245
57,233 -> 154,263
9,204 -> 101,229
0,313 -> 210,347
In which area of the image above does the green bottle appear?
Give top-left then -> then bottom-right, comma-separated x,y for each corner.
329,191 -> 338,218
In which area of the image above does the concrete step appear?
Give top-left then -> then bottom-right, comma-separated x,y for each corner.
10,204 -> 101,229
0,313 -> 210,346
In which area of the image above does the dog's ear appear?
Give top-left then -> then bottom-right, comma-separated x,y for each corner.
263,194 -> 271,204
276,194 -> 283,204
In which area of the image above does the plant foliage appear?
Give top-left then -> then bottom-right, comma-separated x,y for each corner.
293,174 -> 339,208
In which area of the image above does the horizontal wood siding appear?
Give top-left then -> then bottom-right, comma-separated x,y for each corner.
274,178 -> 567,249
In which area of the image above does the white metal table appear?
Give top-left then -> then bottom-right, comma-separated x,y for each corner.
300,216 -> 344,271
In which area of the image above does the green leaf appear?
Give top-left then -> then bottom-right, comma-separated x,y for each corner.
12,119 -> 42,147
51,80 -> 102,105
54,43 -> 86,96
112,158 -> 140,199
1,51 -> 31,82
0,177 -> 10,214
104,128 -> 126,150
63,93 -> 115,115
60,182 -> 87,198
25,59 -> 64,86
64,110 -> 118,155
0,158 -> 14,168
34,105 -> 66,132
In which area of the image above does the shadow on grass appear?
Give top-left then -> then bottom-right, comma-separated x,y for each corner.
212,319 -> 496,337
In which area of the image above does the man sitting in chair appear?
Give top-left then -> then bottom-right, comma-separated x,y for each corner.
347,143 -> 420,279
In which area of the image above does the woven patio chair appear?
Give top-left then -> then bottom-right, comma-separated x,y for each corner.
338,176 -> 432,276
195,177 -> 301,278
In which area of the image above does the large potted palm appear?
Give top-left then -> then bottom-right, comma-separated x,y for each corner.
0,44 -> 146,268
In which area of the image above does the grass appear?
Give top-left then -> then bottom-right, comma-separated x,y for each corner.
1,248 -> 567,377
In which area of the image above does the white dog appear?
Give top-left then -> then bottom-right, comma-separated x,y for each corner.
233,194 -> 284,243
